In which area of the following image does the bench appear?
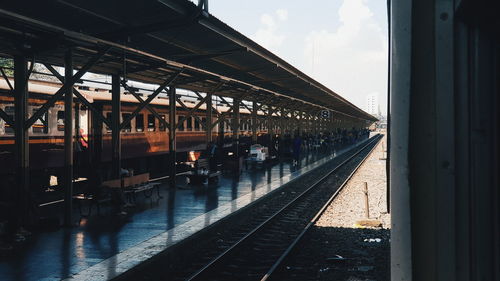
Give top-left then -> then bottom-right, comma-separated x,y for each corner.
186,158 -> 221,184
119,173 -> 163,203
73,193 -> 112,218
73,183 -> 113,218
74,174 -> 162,218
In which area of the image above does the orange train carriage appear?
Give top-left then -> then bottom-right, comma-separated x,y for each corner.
0,79 -> 269,176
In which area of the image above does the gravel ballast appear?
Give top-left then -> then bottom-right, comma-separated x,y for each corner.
275,133 -> 390,281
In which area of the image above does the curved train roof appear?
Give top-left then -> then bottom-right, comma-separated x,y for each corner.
0,0 -> 377,122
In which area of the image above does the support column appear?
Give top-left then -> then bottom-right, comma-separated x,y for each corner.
14,56 -> 29,227
280,107 -> 286,136
267,105 -> 274,143
298,111 -> 303,136
232,98 -> 240,161
111,74 -> 121,179
92,104 -> 103,165
206,93 -> 212,144
74,102 -> 80,144
252,101 -> 257,142
64,50 -> 74,226
168,87 -> 177,188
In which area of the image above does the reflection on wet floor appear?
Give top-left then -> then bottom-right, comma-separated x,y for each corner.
0,143 -> 361,281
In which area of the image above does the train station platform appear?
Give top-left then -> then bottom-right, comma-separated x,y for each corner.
0,138 -> 372,281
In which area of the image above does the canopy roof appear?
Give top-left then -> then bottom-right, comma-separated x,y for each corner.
0,0 -> 377,121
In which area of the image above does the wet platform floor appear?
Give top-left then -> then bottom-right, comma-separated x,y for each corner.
0,139 -> 370,281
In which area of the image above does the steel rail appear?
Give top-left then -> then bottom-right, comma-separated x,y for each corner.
186,134 -> 382,281
261,134 -> 382,281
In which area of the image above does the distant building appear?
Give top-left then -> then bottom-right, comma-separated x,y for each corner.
366,93 -> 380,116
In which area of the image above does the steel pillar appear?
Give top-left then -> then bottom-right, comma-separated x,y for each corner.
252,101 -> 257,142
63,49 -> 74,226
14,56 -> 29,227
111,74 -> 121,178
91,103 -> 103,164
206,93 -> 212,144
218,115 -> 225,146
280,107 -> 285,136
267,105 -> 274,143
232,98 -> 240,161
298,111 -> 303,136
75,102 -> 80,143
168,87 -> 177,188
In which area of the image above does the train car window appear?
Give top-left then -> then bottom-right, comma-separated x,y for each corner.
159,115 -> 166,131
194,118 -> 200,131
122,113 -> 131,132
147,114 -> 155,131
201,117 -> 207,131
178,115 -> 185,131
105,112 -> 112,133
4,106 -> 14,134
57,111 -> 65,131
136,114 -> 144,132
32,108 -> 48,134
186,116 -> 192,131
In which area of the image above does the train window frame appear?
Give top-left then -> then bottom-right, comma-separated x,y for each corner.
57,111 -> 65,132
201,117 -> 207,131
136,114 -> 144,132
178,115 -> 185,131
122,113 -> 132,133
3,106 -> 15,134
186,116 -> 193,131
105,112 -> 112,133
32,108 -> 49,134
159,115 -> 166,131
194,118 -> 200,131
147,114 -> 155,132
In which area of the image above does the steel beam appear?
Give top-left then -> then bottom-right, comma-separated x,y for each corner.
121,81 -> 169,128
168,87 -> 177,188
26,47 -> 110,129
176,95 -> 208,130
119,70 -> 182,130
44,63 -> 111,128
63,49 -> 74,226
111,74 -> 121,178
0,107 -> 14,127
14,55 -> 29,227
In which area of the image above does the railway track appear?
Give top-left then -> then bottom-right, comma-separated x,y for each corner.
183,135 -> 382,281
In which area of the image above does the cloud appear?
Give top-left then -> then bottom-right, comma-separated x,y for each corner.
276,9 -> 288,21
303,0 -> 388,113
252,9 -> 288,52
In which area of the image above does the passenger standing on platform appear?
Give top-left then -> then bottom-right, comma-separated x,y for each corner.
292,135 -> 302,166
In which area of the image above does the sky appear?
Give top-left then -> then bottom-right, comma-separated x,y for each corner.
204,0 -> 388,115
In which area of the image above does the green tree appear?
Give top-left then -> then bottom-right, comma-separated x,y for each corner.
0,57 -> 13,76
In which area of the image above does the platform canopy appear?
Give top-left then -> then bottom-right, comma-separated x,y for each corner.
0,0 -> 376,121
